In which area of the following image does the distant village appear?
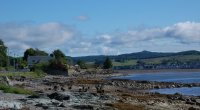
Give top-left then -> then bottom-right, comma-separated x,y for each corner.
113,59 -> 200,70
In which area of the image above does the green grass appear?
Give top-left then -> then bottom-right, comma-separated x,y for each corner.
113,60 -> 137,66
112,55 -> 200,66
143,55 -> 200,65
0,83 -> 35,95
0,71 -> 46,78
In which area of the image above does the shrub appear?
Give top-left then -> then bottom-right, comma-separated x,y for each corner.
0,84 -> 35,95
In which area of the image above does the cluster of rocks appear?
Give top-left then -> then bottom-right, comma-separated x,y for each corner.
109,79 -> 200,90
167,93 -> 200,106
20,91 -> 117,110
1,73 -> 200,110
0,76 -> 13,86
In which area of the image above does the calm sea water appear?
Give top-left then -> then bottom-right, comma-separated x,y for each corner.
115,72 -> 200,83
114,72 -> 200,96
150,87 -> 200,96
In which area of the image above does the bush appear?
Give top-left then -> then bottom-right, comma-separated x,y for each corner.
103,57 -> 113,69
31,62 -> 49,72
49,59 -> 68,71
0,84 -> 35,95
0,72 -> 46,78
77,60 -> 87,69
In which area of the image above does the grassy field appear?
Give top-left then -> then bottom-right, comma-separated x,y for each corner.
113,55 -> 200,66
0,83 -> 35,95
0,71 -> 46,78
113,60 -> 137,66
143,55 -> 200,64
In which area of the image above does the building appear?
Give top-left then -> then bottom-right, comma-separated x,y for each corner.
27,56 -> 54,67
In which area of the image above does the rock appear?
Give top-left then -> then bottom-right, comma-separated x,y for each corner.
61,87 -> 65,91
177,84 -> 181,88
72,105 -> 94,110
99,95 -> 110,100
28,93 -> 47,99
35,103 -> 49,109
195,99 -> 200,106
147,100 -> 155,105
20,76 -> 26,82
186,101 -> 195,105
167,95 -> 180,100
59,103 -> 65,107
0,101 -> 23,109
188,107 -> 200,110
26,98 -> 63,109
48,92 -> 70,101
0,76 -> 13,86
5,76 -> 13,86
195,99 -> 200,103
154,85 -> 161,89
28,94 -> 40,98
53,85 -> 59,91
171,85 -> 175,88
179,96 -> 190,101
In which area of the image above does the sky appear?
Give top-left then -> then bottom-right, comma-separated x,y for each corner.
0,0 -> 200,56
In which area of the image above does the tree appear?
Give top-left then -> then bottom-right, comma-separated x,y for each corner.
0,39 -> 7,55
0,39 -> 8,67
136,60 -> 145,66
52,49 -> 65,59
23,48 -> 48,61
49,49 -> 67,70
77,60 -> 87,69
52,49 -> 67,64
103,57 -> 112,69
94,59 -> 103,68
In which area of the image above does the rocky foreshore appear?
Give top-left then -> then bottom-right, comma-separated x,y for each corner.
0,71 -> 200,110
109,78 -> 200,90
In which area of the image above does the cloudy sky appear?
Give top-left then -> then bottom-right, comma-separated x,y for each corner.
0,0 -> 200,56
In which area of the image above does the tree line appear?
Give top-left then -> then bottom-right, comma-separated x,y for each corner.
0,39 -> 113,71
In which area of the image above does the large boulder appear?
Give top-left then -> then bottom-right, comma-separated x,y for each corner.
48,92 -> 70,101
0,76 -> 13,86
72,105 -> 94,110
0,101 -> 23,109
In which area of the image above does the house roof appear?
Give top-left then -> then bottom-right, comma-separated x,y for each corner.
27,56 -> 54,65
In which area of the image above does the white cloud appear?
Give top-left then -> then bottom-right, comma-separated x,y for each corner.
0,21 -> 200,56
76,15 -> 89,21
91,21 -> 200,55
0,22 -> 77,54
165,21 -> 200,43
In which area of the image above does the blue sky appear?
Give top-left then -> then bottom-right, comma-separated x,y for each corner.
0,0 -> 200,56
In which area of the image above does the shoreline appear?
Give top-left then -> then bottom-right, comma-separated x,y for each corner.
115,69 -> 200,75
1,70 -> 200,110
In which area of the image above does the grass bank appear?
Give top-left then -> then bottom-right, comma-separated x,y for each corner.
0,83 -> 35,95
0,71 -> 46,78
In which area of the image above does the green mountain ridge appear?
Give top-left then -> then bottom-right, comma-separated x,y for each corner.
72,50 -> 200,63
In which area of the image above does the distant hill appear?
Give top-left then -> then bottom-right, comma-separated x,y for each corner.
72,50 -> 200,63
115,50 -> 173,60
174,50 -> 200,56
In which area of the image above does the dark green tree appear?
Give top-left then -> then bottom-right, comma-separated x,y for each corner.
94,59 -> 103,68
103,57 -> 113,69
77,60 -> 87,69
23,48 -> 48,61
49,49 -> 67,71
52,49 -> 65,59
0,39 -> 8,67
136,60 -> 145,66
34,48 -> 49,56
52,49 -> 67,64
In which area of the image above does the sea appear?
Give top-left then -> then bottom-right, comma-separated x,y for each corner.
114,72 -> 200,96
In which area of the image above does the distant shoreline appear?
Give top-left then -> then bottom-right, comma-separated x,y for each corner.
114,69 -> 200,75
